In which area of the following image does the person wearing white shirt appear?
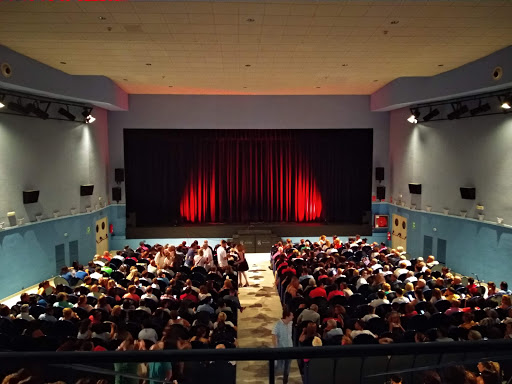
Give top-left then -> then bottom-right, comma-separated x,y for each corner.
391,288 -> 410,304
141,287 -> 158,302
356,271 -> 369,289
202,241 -> 214,270
147,260 -> 158,275
217,240 -> 228,269
398,256 -> 411,267
194,249 -> 208,268
155,249 -> 166,269
404,272 -> 418,284
369,291 -> 390,308
394,263 -> 409,278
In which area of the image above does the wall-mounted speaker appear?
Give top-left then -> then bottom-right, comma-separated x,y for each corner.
375,167 -> 384,181
23,190 -> 39,204
376,186 -> 386,200
408,183 -> 422,195
112,187 -> 122,202
80,184 -> 94,196
460,187 -> 476,200
115,168 -> 125,183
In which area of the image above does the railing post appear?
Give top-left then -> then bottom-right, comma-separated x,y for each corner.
269,359 -> 275,384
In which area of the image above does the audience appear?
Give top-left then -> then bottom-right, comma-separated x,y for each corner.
0,239 -> 246,384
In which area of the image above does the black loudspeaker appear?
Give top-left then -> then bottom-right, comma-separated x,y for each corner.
112,187 -> 122,202
376,186 -> 386,200
460,187 -> 476,200
23,190 -> 39,204
115,168 -> 125,183
80,184 -> 94,196
408,183 -> 422,194
375,167 -> 384,181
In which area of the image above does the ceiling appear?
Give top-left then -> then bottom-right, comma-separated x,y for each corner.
1,0 -> 511,95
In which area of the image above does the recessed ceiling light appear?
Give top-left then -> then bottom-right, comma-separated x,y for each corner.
245,64 -> 251,67
146,63 -> 152,66
390,20 -> 399,24
246,18 -> 255,22
98,16 -> 107,20
60,61 -> 66,64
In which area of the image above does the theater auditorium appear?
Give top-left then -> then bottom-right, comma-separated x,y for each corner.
0,1 -> 512,383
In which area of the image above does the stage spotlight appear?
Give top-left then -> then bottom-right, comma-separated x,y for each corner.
0,101 -> 4,108
27,103 -> 50,120
502,95 -> 511,109
81,108 -> 96,123
447,104 -> 468,120
407,108 -> 420,124
422,108 -> 440,122
7,100 -> 28,115
58,107 -> 76,121
470,102 -> 491,116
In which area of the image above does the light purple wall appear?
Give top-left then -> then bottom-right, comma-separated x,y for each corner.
0,45 -> 128,111
372,45 -> 512,111
108,95 -> 390,202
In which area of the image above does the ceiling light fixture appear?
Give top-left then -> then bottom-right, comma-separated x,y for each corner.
390,20 -> 399,24
423,108 -> 440,122
407,108 -> 420,124
27,102 -> 50,120
146,63 -> 152,66
60,61 -> 66,64
245,64 -> 251,67
246,18 -> 255,22
470,101 -> 491,116
447,103 -> 468,120
7,100 -> 28,115
58,107 -> 76,121
82,107 -> 95,123
501,95 -> 511,110
98,16 -> 107,20
0,102 -> 4,109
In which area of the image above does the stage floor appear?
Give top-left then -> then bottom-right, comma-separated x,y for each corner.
126,222 -> 372,239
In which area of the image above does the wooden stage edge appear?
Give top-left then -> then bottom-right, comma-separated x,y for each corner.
126,223 -> 372,240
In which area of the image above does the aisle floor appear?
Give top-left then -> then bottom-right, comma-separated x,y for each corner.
236,253 -> 302,384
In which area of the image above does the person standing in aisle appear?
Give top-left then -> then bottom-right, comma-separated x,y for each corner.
272,307 -> 294,384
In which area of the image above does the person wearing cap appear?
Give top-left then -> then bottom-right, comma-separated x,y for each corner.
16,304 -> 35,321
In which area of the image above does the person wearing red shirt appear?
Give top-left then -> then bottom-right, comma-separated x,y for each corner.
281,266 -> 296,276
327,284 -> 344,301
467,277 -> 478,296
309,282 -> 327,299
180,288 -> 198,303
123,285 -> 141,302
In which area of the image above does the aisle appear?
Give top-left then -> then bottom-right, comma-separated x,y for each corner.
236,253 -> 302,384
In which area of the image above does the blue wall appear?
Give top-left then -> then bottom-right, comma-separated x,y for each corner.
0,207 -> 111,299
386,203 -> 512,284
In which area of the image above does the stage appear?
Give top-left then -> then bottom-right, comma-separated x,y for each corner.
126,222 -> 372,240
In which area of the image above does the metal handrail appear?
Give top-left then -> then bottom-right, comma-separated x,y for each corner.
1,339 -> 511,364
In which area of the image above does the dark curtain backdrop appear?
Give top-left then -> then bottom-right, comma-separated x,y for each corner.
124,129 -> 372,226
